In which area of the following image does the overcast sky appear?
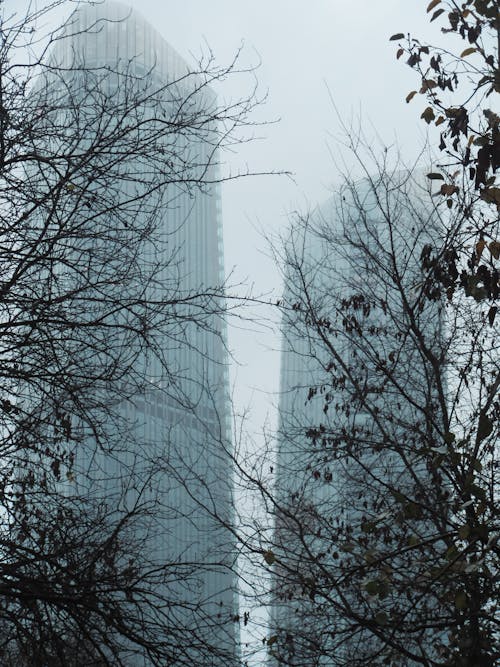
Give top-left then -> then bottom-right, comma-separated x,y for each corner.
7,0 -> 449,658
8,0 -> 445,438
118,0 -> 443,437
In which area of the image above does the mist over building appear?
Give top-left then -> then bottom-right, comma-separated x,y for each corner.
270,174 -> 444,666
44,2 -> 239,663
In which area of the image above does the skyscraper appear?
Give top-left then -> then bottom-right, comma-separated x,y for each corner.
44,2 -> 238,664
270,174 -> 444,665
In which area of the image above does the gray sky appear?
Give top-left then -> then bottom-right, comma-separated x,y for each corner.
120,0 -> 442,436
10,0 -> 444,435
9,0 -> 447,658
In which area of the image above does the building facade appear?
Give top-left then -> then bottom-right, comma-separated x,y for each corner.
270,174 -> 444,666
46,2 -> 239,664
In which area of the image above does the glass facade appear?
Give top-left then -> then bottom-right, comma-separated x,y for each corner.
271,178 -> 443,665
47,2 -> 238,664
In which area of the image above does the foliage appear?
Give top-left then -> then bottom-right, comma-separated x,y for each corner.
391,0 -> 499,320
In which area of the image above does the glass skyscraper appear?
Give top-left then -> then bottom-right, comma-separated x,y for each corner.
271,176 -> 443,666
46,2 -> 238,664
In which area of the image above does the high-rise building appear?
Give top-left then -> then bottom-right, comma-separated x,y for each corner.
45,2 -> 238,664
270,198 -> 342,666
270,175 -> 443,666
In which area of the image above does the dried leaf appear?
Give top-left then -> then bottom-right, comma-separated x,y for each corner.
481,187 -> 500,204
460,47 -> 477,57
420,79 -> 438,93
263,550 -> 275,565
440,183 -> 458,195
390,33 -> 405,41
421,107 -> 435,123
430,8 -> 445,21
489,241 -> 500,259
477,413 -> 493,442
396,48 -> 404,59
426,172 -> 444,180
406,90 -> 417,103
427,0 -> 441,11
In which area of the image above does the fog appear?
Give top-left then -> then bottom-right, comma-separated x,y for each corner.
6,0 -> 448,659
119,0 -> 443,437
8,0 -> 445,437
118,5 -> 444,657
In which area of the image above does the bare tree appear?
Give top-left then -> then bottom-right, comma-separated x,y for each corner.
253,148 -> 499,666
0,0 -> 264,663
